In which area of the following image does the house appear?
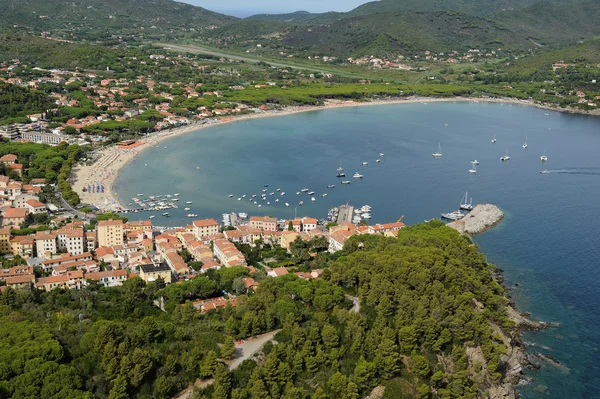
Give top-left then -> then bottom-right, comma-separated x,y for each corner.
328,230 -> 355,253
213,239 -> 247,267
139,263 -> 172,284
10,235 -> 34,258
96,219 -> 124,247
368,221 -> 406,237
9,164 -> 23,177
192,296 -> 237,313
0,265 -> 34,282
25,199 -> 47,214
280,230 -> 299,250
6,274 -> 35,290
193,219 -> 219,239
249,216 -> 278,232
267,267 -> 289,278
0,227 -> 10,253
40,252 -> 93,271
86,269 -> 128,287
35,231 -> 57,258
243,277 -> 260,292
0,154 -> 18,165
124,220 -> 152,233
2,207 -> 27,227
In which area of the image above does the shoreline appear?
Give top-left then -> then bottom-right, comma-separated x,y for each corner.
70,95 -> 588,211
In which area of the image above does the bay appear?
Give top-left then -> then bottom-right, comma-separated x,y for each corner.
115,101 -> 600,398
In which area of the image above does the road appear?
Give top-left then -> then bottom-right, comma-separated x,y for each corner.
156,43 -> 326,73
173,330 -> 280,399
54,187 -> 89,221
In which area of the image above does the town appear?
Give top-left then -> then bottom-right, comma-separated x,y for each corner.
1,151 -> 405,309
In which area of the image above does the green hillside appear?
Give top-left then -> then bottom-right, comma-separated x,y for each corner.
2,0 -> 237,39
246,11 -> 322,23
282,11 -> 531,57
495,0 -> 600,46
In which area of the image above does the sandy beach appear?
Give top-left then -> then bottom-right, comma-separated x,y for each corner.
69,95 -> 554,211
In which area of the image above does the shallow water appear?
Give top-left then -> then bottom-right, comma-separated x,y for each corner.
116,102 -> 600,397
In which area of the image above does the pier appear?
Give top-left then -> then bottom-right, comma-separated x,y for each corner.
334,204 -> 355,224
447,204 -> 504,235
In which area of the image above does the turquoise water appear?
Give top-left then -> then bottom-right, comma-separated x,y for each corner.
115,102 -> 600,397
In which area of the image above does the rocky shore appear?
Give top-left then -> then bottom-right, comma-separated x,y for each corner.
447,204 -> 504,235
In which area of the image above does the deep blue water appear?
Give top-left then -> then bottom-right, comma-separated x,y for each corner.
115,102 -> 600,397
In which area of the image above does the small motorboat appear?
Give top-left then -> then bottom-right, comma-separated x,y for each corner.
353,172 -> 363,179
285,202 -> 290,207
149,215 -> 155,219
296,192 -> 301,195
472,160 -> 480,165
184,207 -> 191,211
186,201 -> 193,204
379,153 -> 384,157
441,210 -> 464,220
342,181 -> 351,184
322,193 -> 327,197
228,194 -> 234,198
362,162 -> 369,166
311,197 -> 316,202
299,201 -> 304,206
301,188 -> 309,192
327,185 -> 335,189
336,173 -> 346,177
375,159 -> 381,163
540,170 -> 550,174
308,191 -> 315,195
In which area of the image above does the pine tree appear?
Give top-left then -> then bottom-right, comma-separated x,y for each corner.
221,337 -> 237,360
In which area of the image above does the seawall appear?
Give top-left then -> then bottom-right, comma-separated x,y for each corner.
447,204 -> 504,235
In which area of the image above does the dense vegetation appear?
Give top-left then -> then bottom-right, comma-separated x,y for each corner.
0,222 -> 517,398
0,82 -> 54,125
0,142 -> 89,206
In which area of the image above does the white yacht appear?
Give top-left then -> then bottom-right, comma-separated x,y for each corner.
296,191 -> 301,195
275,199 -> 279,203
237,198 -> 241,201
186,201 -> 193,204
379,153 -> 384,157
500,151 -> 510,161
238,212 -> 248,218
441,210 -> 464,220
540,151 -> 548,162
322,193 -> 327,197
361,213 -> 372,219
491,134 -> 497,143
308,191 -> 315,195
469,162 -> 477,174
432,143 -> 442,157
523,135 -> 528,149
311,197 -> 316,202
353,172 -> 363,178
336,172 -> 346,177
342,181 -> 351,184
281,192 -> 285,196
299,201 -> 304,206
301,188 -> 309,192
149,215 -> 155,219
362,162 -> 369,166
337,162 -> 344,172
285,203 -> 290,207
376,159 -> 381,163
327,185 -> 335,189
184,207 -> 191,211
174,193 -> 180,196
241,194 -> 247,198
472,160 -> 480,165
460,192 -> 474,211
228,194 -> 234,198
162,212 -> 170,217
276,188 -> 281,192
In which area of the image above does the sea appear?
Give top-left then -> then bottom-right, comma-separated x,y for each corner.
115,101 -> 600,398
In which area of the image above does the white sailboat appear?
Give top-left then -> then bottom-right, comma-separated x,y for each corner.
500,150 -> 510,161
491,134 -> 497,143
337,162 -> 344,172
460,192 -> 474,211
469,162 -> 477,174
432,143 -> 442,157
540,151 -> 548,162
522,135 -> 528,149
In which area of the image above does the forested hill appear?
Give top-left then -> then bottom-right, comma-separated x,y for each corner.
0,221 -> 520,398
282,10 -> 530,57
2,0 -> 237,39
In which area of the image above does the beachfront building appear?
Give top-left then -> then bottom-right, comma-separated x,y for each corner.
193,219 -> 219,239
96,219 -> 124,247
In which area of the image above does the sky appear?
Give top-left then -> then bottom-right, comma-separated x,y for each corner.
185,0 -> 372,17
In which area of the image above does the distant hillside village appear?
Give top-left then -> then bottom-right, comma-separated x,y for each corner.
1,153 -> 405,307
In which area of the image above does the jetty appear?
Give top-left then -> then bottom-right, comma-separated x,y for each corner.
447,204 -> 504,235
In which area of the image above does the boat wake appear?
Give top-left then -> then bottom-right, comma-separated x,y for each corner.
541,167 -> 600,176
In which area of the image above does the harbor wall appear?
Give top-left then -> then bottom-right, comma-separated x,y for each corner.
447,204 -> 504,235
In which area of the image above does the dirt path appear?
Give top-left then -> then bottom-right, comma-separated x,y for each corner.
346,295 -> 360,313
173,330 -> 280,399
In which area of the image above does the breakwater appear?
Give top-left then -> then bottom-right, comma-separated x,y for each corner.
447,204 -> 504,235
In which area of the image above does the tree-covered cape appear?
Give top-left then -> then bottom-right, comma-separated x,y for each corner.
0,221 -> 514,399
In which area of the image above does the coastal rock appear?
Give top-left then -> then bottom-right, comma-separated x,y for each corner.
507,306 -> 546,330
488,383 -> 517,399
447,204 -> 504,235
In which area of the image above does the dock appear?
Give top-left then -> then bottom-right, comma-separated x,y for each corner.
335,204 -> 355,224
447,204 -> 504,235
